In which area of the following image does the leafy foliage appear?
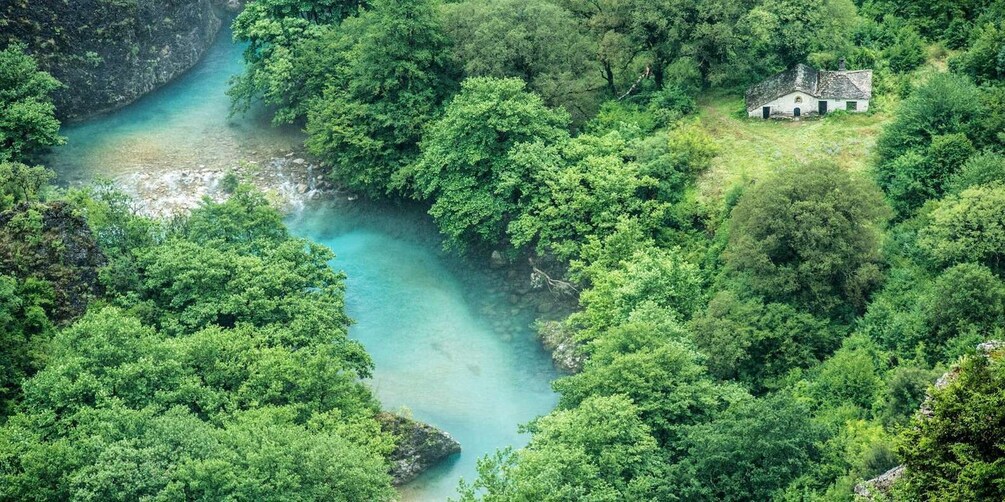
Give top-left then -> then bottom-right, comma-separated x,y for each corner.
442,0 -> 602,121
874,74 -> 983,215
303,0 -> 457,196
401,77 -> 569,251
457,395 -> 667,501
0,43 -> 63,163
724,162 -> 889,318
0,190 -> 395,500
668,393 -> 821,501
897,353 -> 1005,501
919,183 -> 1005,272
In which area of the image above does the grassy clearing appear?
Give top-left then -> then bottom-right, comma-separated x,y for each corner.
696,93 -> 892,201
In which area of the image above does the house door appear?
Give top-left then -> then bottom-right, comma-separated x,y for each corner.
762,106 -> 770,119
819,101 -> 828,115
794,107 -> 801,117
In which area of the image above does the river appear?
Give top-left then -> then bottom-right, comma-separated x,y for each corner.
45,17 -> 559,502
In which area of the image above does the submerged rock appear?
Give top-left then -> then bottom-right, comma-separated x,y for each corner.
377,412 -> 461,485
490,250 -> 507,269
216,0 -> 244,12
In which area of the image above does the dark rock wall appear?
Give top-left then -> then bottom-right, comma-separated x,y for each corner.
1,0 -> 221,120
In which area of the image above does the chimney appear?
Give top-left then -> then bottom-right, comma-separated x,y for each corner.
839,57 -> 846,71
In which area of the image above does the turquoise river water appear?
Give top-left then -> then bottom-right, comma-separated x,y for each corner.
45,18 -> 559,502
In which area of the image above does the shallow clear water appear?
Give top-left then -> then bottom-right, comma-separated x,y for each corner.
46,18 -> 302,185
288,202 -> 559,500
44,14 -> 559,502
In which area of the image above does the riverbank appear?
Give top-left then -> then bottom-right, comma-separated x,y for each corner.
40,9 -> 565,497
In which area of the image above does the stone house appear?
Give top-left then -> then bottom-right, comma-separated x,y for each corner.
745,61 -> 873,119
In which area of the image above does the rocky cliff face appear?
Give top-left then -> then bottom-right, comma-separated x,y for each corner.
1,0 -> 221,120
0,201 -> 106,322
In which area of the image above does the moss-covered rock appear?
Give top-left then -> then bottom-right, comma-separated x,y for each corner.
0,201 -> 105,322
538,319 -> 586,373
376,412 -> 461,485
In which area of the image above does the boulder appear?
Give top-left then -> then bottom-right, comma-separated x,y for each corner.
377,412 -> 461,485
538,320 -> 586,373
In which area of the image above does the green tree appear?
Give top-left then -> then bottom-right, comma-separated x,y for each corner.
689,290 -> 843,389
805,335 -> 886,411
458,395 -> 667,501
623,0 -> 752,87
571,247 -> 704,341
400,77 -> 569,251
948,21 -> 1005,83
442,0 -> 603,121
510,121 -> 716,262
229,0 -> 365,122
554,334 -> 745,446
946,151 -> 1005,193
923,263 -> 1005,353
724,162 -> 889,318
0,162 -> 54,211
918,183 -> 1005,272
897,132 -> 981,203
668,393 -> 821,501
732,0 -> 858,81
305,0 -> 458,196
897,352 -> 1005,501
884,24 -> 927,73
0,275 -> 53,415
0,44 -> 63,162
876,73 -> 982,163
0,189 -> 397,500
875,73 -> 983,214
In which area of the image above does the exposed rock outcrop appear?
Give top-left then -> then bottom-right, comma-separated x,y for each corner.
1,0 -> 221,120
0,201 -> 106,322
377,412 -> 461,485
854,341 -> 1004,500
538,320 -> 586,373
215,0 -> 245,12
854,465 -> 905,499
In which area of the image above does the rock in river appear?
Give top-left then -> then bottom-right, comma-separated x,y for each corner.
377,412 -> 461,485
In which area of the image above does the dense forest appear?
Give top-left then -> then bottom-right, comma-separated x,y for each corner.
2,0 -> 1005,500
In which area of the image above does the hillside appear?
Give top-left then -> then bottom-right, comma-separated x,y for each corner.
697,94 -> 891,199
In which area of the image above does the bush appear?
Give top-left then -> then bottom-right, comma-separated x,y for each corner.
897,353 -> 1005,501
725,162 -> 889,318
885,25 -> 927,73
946,151 -> 1005,193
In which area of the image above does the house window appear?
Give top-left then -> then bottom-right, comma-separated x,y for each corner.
794,96 -> 803,104
846,101 -> 858,111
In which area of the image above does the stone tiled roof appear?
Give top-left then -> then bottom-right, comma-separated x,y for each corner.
745,64 -> 873,111
817,70 -> 872,100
